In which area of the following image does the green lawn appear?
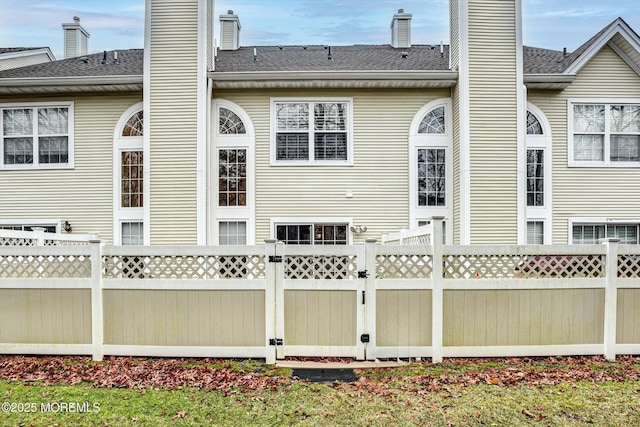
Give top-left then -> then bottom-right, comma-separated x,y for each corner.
1,356 -> 639,426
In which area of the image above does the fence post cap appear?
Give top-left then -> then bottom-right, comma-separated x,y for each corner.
601,238 -> 621,243
264,239 -> 277,244
430,216 -> 445,220
365,238 -> 378,243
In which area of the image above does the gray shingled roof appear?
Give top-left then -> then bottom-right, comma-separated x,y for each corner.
0,18 -> 626,80
0,47 -> 47,55
0,49 -> 143,78
213,44 -> 450,72
0,44 -> 592,79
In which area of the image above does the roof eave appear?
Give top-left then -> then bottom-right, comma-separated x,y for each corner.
210,70 -> 458,89
0,75 -> 143,94
524,73 -> 576,90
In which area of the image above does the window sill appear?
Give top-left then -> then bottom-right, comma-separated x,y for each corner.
270,160 -> 354,167
568,161 -> 640,168
0,163 -> 74,171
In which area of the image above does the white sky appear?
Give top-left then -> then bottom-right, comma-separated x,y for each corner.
1,0 -> 639,60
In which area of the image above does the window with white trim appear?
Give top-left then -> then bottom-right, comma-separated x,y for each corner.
212,100 -> 255,245
276,223 -> 348,245
572,223 -> 639,244
526,221 -> 544,244
121,221 -> 144,245
410,100 -> 453,242
571,103 -> 640,165
1,103 -> 73,168
0,223 -> 57,233
219,221 -> 247,245
526,149 -> 544,207
218,149 -> 247,207
114,105 -> 145,245
272,100 -> 351,164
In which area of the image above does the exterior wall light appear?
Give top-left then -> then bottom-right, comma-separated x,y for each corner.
350,225 -> 367,233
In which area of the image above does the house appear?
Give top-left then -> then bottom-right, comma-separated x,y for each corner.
1,0 -> 640,246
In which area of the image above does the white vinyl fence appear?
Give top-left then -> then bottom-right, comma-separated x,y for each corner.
1,219 -> 639,363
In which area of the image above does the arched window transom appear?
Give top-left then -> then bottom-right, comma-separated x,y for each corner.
122,111 -> 143,137
219,107 -> 246,134
526,111 -> 543,135
418,106 -> 445,134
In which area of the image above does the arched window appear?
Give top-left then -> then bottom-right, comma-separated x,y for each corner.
418,106 -> 445,134
410,100 -> 453,242
122,111 -> 144,136
219,107 -> 246,134
212,99 -> 255,245
524,104 -> 552,245
113,103 -> 145,245
526,111 -> 543,135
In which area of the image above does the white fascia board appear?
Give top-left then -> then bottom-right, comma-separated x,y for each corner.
523,74 -> 576,89
210,70 -> 458,82
0,75 -> 143,87
564,19 -> 640,75
0,47 -> 56,62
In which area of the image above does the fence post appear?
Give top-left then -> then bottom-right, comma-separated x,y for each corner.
264,239 -> 277,364
602,238 -> 619,361
364,238 -> 377,361
89,239 -> 103,361
32,227 -> 46,246
431,216 -> 444,363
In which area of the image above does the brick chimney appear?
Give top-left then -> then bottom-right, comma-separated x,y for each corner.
391,9 -> 412,48
62,16 -> 90,58
219,10 -> 241,51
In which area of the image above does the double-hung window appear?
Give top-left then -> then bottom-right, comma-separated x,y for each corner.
570,102 -> 640,165
1,102 -> 73,169
272,99 -> 352,165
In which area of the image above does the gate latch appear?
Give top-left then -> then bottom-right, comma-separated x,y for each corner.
268,255 -> 283,263
269,338 -> 283,346
357,270 -> 369,279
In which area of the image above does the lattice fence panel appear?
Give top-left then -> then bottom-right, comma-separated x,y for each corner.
45,240 -> 91,246
445,254 -> 605,279
102,255 -> 266,279
404,235 -> 431,245
0,237 -> 36,246
0,255 -> 91,278
284,256 -> 358,279
618,254 -> 640,277
376,254 -> 433,279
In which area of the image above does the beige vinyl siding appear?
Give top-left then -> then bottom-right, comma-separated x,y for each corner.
467,0 -> 519,243
0,289 -> 91,344
528,46 -> 640,243
221,21 -> 235,50
452,85 -> 461,244
443,289 -> 604,346
104,290 -> 265,346
215,88 -> 450,243
148,0 -> 199,244
449,0 -> 459,71
611,33 -> 640,66
0,93 -> 142,243
0,53 -> 51,71
395,20 -> 410,47
65,29 -> 77,58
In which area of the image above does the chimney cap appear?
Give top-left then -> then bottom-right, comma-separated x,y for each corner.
73,16 -> 80,23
